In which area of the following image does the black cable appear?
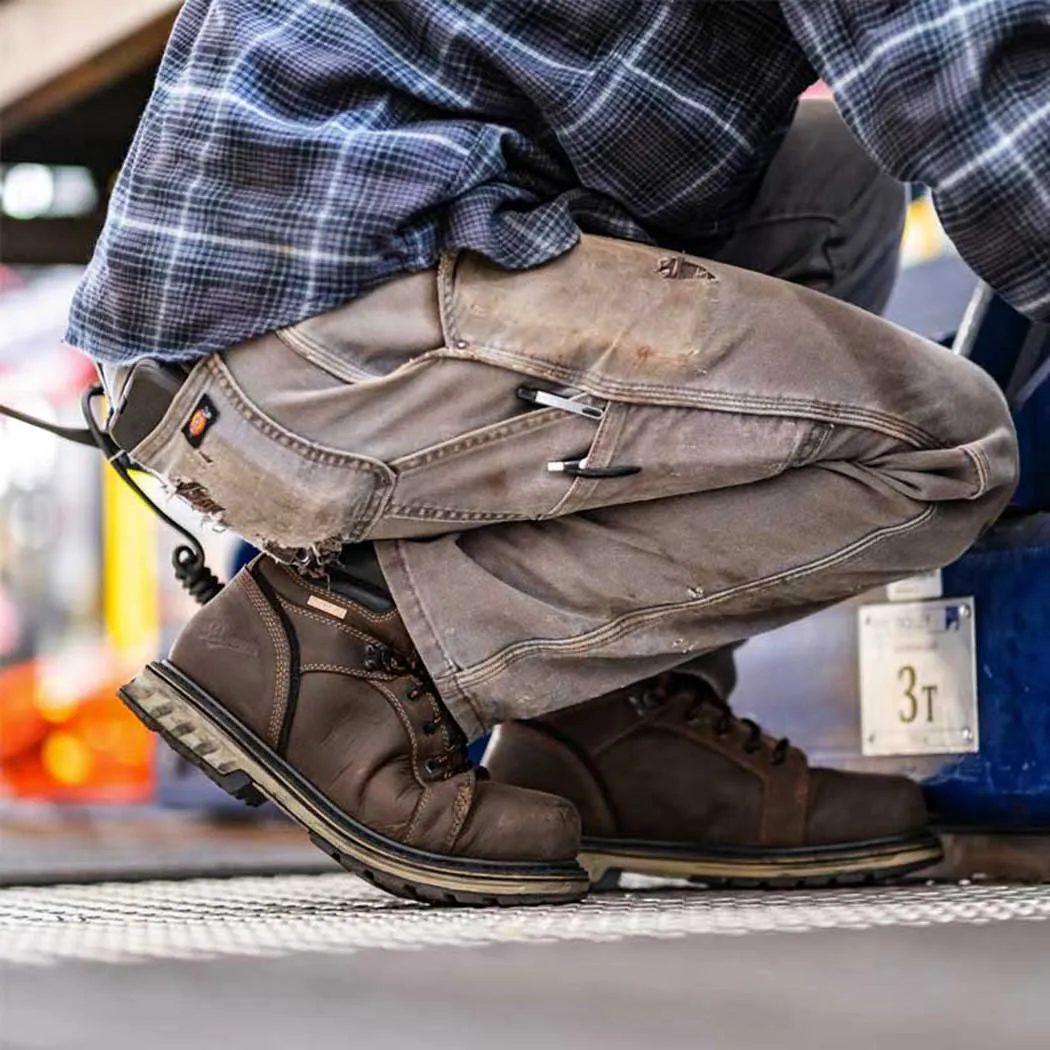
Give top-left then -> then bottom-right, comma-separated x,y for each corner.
78,385 -> 223,604
0,403 -> 97,446
3,386 -> 225,604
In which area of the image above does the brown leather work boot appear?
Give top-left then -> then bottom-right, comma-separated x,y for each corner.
118,556 -> 588,905
483,672 -> 943,888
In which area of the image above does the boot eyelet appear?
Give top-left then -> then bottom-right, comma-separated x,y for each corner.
422,721 -> 437,735
421,756 -> 443,778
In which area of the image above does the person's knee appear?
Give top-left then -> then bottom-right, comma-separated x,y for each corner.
889,359 -> 1019,570
871,345 -> 1019,543
940,355 -> 1020,514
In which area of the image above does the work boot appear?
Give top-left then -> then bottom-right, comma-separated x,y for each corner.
484,672 -> 942,888
119,556 -> 587,905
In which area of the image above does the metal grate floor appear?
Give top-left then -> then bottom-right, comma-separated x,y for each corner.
3,874 -> 1049,966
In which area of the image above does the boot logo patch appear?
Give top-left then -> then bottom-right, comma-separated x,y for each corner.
199,619 -> 259,658
183,395 -> 218,448
306,595 -> 347,620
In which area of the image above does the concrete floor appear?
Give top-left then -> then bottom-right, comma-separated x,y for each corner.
2,875 -> 1047,1050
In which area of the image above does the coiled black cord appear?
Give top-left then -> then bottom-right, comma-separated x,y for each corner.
2,387 -> 226,605
78,385 -> 224,605
172,544 -> 223,604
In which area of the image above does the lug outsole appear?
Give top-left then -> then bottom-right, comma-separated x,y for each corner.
590,865 -> 930,892
581,836 -> 944,892
119,663 -> 588,908
126,698 -> 269,809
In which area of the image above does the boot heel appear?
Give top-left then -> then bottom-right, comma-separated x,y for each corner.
119,664 -> 267,807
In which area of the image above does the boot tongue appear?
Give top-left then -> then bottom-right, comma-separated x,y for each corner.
664,672 -> 797,764
322,578 -> 417,656
255,557 -> 415,653
356,600 -> 413,655
312,552 -> 418,654
255,557 -> 469,763
327,574 -> 394,614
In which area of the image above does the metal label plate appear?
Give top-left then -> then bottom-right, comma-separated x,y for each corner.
858,598 -> 979,757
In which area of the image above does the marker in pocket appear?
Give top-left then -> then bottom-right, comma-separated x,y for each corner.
547,457 -> 641,479
517,386 -> 604,420
519,385 -> 641,479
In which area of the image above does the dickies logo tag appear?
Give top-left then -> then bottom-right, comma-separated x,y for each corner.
182,395 -> 219,448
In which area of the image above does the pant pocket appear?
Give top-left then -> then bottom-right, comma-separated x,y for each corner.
374,376 -> 609,537
437,236 -> 722,400
130,357 -> 395,562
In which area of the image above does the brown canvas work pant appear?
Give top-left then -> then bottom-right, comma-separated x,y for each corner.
110,101 -> 1019,739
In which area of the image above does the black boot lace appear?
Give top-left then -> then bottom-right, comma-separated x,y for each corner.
362,643 -> 474,780
640,674 -> 791,767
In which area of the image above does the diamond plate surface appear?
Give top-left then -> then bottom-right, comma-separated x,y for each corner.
2,875 -> 1049,966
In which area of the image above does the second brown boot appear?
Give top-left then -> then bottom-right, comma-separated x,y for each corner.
118,556 -> 588,906
484,672 -> 942,888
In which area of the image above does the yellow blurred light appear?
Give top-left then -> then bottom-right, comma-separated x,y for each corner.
35,695 -> 79,724
41,732 -> 94,785
102,459 -> 160,660
900,195 -> 953,268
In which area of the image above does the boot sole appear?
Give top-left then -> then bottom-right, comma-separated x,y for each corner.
119,661 -> 590,907
580,833 -> 944,890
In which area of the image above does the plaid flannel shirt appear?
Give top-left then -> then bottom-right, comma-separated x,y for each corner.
67,0 -> 1050,364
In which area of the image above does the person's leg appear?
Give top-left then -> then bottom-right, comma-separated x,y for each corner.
113,272 -> 591,907
375,241 -> 1014,729
118,230 -> 1014,898
146,240 -> 1009,729
671,95 -> 907,699
372,236 -> 1011,884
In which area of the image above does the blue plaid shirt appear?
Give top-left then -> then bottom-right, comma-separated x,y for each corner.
68,0 -> 1050,364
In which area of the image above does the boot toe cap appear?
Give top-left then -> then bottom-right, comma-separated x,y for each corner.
453,781 -> 582,862
805,768 -> 929,845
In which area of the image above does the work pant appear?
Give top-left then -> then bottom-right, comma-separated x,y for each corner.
116,100 -> 1019,738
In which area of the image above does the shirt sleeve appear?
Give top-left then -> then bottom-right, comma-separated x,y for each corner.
781,0 -> 1050,321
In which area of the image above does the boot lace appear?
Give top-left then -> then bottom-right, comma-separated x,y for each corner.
362,642 -> 474,780
640,673 -> 791,766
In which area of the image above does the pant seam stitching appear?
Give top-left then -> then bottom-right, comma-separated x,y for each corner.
385,540 -> 488,734
390,407 -> 566,473
274,326 -> 376,384
547,401 -> 629,517
791,421 -> 834,467
435,345 -> 936,448
440,504 -> 937,692
437,251 -> 934,447
961,442 -> 990,498
208,357 -> 393,474
386,505 -> 523,523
